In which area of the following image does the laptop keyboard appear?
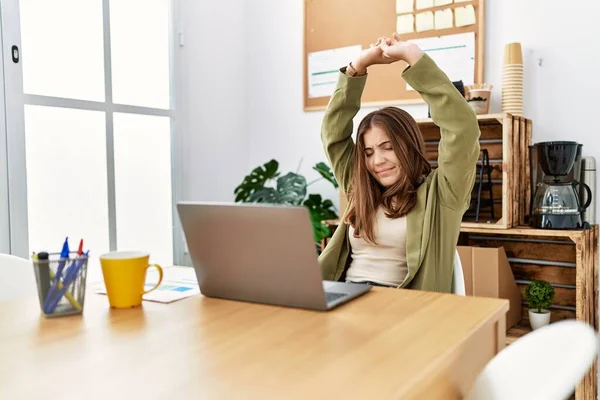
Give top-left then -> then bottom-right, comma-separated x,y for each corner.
325,292 -> 346,303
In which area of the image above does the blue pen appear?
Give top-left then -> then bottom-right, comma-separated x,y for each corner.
43,237 -> 70,313
46,250 -> 89,313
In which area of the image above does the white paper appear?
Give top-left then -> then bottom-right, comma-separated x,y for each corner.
308,45 -> 362,98
416,11 -> 434,32
416,0 -> 434,9
396,14 -> 415,34
408,32 -> 475,91
455,5 -> 476,27
454,0 -> 470,2
94,265 -> 200,304
434,0 -> 452,5
396,0 -> 414,14
435,9 -> 454,29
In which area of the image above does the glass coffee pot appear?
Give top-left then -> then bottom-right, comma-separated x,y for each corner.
531,181 -> 592,229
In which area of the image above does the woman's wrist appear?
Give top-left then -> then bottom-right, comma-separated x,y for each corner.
403,44 -> 425,66
351,58 -> 368,75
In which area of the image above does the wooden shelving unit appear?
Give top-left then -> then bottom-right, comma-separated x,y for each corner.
459,225 -> 598,399
417,113 -> 532,229
337,113 -> 533,229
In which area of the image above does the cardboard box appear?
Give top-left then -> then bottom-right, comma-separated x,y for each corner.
457,246 -> 522,330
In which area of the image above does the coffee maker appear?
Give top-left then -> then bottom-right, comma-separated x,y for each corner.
529,141 -> 592,229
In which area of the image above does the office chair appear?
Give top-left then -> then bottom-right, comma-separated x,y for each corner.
0,253 -> 37,301
452,249 -> 466,296
466,320 -> 597,400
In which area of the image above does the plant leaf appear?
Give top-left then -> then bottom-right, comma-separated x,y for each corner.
313,162 -> 338,189
309,215 -> 331,243
525,280 -> 555,311
234,160 -> 280,202
303,194 -> 338,243
303,194 -> 338,221
276,172 -> 307,205
248,187 -> 279,203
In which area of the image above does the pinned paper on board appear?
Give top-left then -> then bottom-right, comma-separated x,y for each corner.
307,45 -> 362,98
416,0 -> 434,10
407,33 -> 475,91
416,11 -> 434,32
396,14 -> 415,34
434,0 -> 452,5
455,5 -> 476,27
434,9 -> 453,29
396,0 -> 414,14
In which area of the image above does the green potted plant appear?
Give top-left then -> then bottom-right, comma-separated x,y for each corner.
525,280 -> 555,330
467,96 -> 488,115
234,159 -> 338,252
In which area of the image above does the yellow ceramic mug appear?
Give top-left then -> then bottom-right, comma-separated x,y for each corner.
99,251 -> 163,308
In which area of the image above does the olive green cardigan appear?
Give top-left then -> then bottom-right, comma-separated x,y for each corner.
318,54 -> 481,293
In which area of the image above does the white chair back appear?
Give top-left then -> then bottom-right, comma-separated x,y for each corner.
0,253 -> 37,301
466,320 -> 597,400
452,249 -> 466,296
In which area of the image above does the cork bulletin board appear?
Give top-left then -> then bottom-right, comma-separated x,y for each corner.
303,0 -> 485,111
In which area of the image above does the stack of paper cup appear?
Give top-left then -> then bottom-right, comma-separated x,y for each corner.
502,42 -> 523,116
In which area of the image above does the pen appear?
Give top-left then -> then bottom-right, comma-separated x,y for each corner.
47,268 -> 83,312
35,251 -> 51,307
43,237 -> 70,313
45,250 -> 88,313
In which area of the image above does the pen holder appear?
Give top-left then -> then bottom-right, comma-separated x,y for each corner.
32,252 -> 89,317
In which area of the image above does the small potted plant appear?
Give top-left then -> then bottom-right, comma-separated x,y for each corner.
466,83 -> 493,114
467,96 -> 488,115
525,280 -> 555,330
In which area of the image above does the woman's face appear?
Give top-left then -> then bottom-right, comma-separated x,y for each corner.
362,126 -> 402,187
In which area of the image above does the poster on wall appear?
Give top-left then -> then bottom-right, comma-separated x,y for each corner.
307,45 -> 362,98
407,32 -> 475,91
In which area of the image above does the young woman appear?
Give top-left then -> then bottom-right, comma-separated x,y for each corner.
318,33 -> 480,292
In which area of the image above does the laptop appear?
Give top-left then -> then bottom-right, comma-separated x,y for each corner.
176,201 -> 371,310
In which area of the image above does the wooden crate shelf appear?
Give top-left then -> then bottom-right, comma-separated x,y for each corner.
417,113 -> 532,229
459,225 -> 599,400
506,321 -> 533,346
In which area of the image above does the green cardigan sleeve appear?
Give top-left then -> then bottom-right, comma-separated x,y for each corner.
320,69 -> 367,196
403,54 -> 481,211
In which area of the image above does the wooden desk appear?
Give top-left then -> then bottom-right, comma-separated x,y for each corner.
0,288 -> 508,399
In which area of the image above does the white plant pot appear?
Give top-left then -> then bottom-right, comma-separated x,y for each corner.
529,309 -> 551,330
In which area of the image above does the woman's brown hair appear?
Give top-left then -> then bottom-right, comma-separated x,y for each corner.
346,107 -> 431,244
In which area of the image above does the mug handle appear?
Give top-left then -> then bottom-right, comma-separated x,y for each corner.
143,264 -> 164,294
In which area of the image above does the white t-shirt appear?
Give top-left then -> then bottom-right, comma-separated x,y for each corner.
346,206 -> 408,287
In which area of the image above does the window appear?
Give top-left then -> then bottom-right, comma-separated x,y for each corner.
17,0 -> 175,267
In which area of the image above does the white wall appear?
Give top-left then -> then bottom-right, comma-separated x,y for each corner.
242,0 -> 600,219
176,0 -> 600,214
245,0 -> 428,206
174,0 -> 248,202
